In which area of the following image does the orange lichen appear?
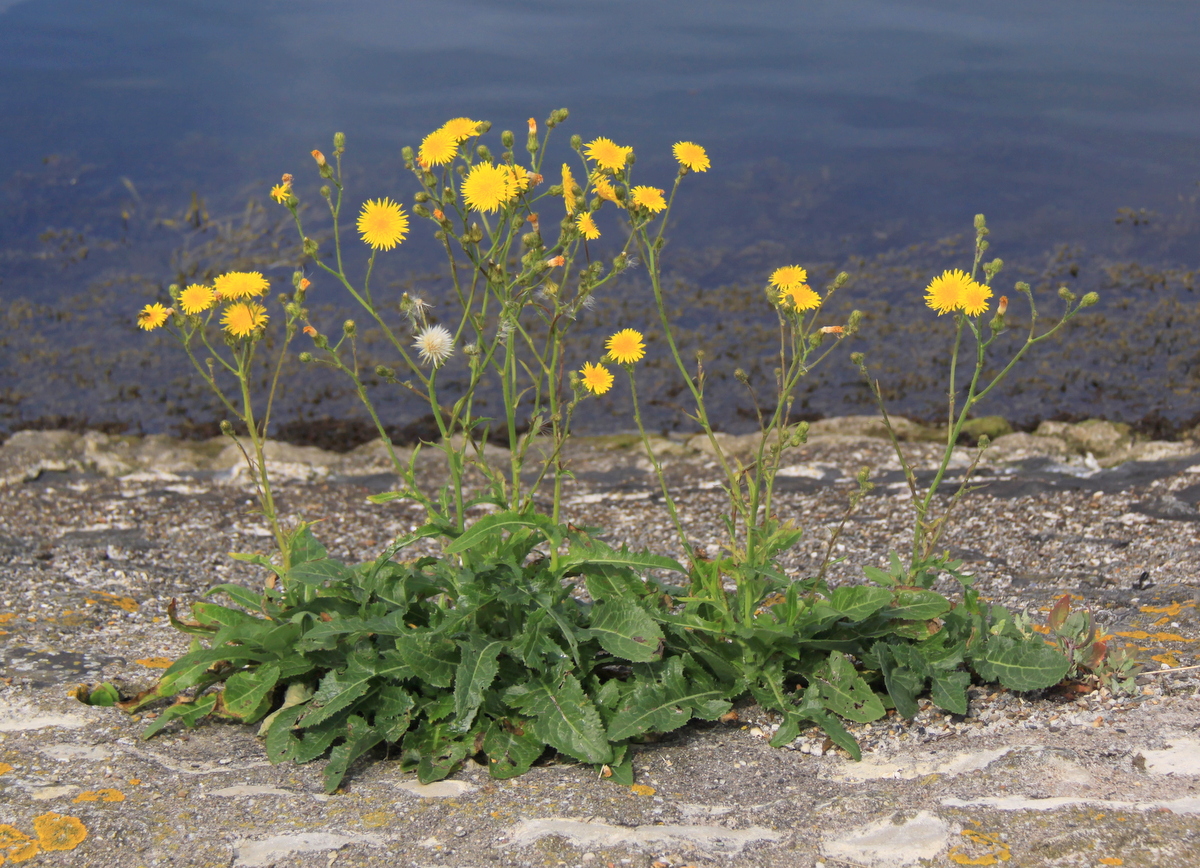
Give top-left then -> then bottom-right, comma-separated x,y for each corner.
1140,602 -> 1191,616
0,762 -> 12,775
629,784 -> 656,796
0,825 -> 40,863
134,658 -> 173,669
0,613 -> 16,624
1116,631 -> 1196,643
73,789 -> 123,803
947,828 -> 1011,865
1099,859 -> 1124,866
32,813 -> 87,851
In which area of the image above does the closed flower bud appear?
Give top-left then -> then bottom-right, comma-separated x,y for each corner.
1015,281 -> 1031,294
834,271 -> 849,290
847,309 -> 864,334
303,237 -> 319,256
1080,292 -> 1099,307
570,134 -> 582,151
292,271 -> 304,288
501,130 -> 515,148
791,421 -> 810,446
333,131 -> 345,152
522,232 -> 542,248
415,191 -> 430,202
477,120 -> 492,134
298,351 -> 314,363
850,351 -> 865,367
219,420 -> 234,435
375,365 -> 395,378
401,145 -> 414,163
469,223 -> 484,243
311,149 -> 326,167
476,144 -> 492,161
343,319 -> 356,336
442,186 -> 455,203
1058,286 -> 1076,303
734,368 -> 749,383
414,204 -> 431,219
320,185 -> 331,199
974,213 -> 988,232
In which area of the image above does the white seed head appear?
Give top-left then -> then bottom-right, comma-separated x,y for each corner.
413,324 -> 454,367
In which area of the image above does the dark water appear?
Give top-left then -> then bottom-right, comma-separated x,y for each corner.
2,0 -> 1199,442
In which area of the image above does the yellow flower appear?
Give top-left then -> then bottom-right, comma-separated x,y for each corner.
590,172 -> 620,205
357,198 -> 409,250
269,183 -> 290,204
606,328 -> 645,364
213,271 -> 269,300
769,265 -> 808,292
630,186 -> 666,213
958,280 -> 993,317
561,163 -> 578,214
924,269 -> 974,316
782,284 -> 821,312
585,137 -> 632,172
440,117 -> 483,142
136,303 -> 169,331
179,284 -> 215,315
221,301 -> 269,338
418,127 -> 458,167
575,212 -> 600,240
462,162 -> 517,213
673,141 -> 710,172
32,812 -> 87,852
580,361 -> 614,395
506,165 -> 530,196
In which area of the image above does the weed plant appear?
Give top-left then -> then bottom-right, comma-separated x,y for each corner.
86,110 -> 1109,792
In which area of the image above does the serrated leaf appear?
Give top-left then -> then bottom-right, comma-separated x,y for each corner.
323,714 -> 384,793
222,663 -> 280,722
606,657 -> 729,741
287,557 -> 353,587
885,589 -> 951,621
930,670 -> 970,715
141,694 -> 217,739
829,586 -> 893,622
374,684 -> 416,742
588,600 -> 664,663
298,653 -> 376,728
978,635 -> 1071,692
293,717 -> 347,763
504,674 -> 612,765
264,703 -> 307,763
581,563 -> 651,603
559,543 -> 687,579
393,631 -> 459,688
862,564 -> 898,587
816,651 -> 886,723
453,637 -> 503,731
402,720 -> 472,783
157,646 -> 266,695
876,645 -> 925,719
444,511 -> 562,555
483,718 -> 545,779
288,525 -> 327,565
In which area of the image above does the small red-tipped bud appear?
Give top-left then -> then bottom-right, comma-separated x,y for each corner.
298,278 -> 311,291
528,213 -> 540,231
528,118 -> 537,135
820,325 -> 844,334
432,208 -> 445,222
997,296 -> 1008,316
303,325 -> 317,337
311,150 -> 326,167
546,255 -> 565,267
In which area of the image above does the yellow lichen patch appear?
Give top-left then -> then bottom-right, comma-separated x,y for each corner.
1140,602 -> 1191,616
1099,859 -> 1124,866
92,591 -> 139,613
1030,624 -> 1050,635
629,784 -> 656,796
947,827 -> 1011,865
135,658 -> 173,669
0,613 -> 16,624
360,811 -> 390,828
1152,616 -> 1171,627
1115,630 -> 1195,642
73,788 -> 124,803
0,825 -> 41,863
1151,653 -> 1182,667
127,779 -> 141,786
0,762 -> 12,775
32,813 -> 87,851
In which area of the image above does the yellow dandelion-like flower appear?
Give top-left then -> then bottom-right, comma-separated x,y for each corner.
357,198 -> 409,251
673,141 -> 710,172
585,137 -> 632,172
440,117 -> 483,142
590,172 -> 620,205
221,302 -> 269,338
782,284 -> 821,312
506,165 -> 530,196
269,183 -> 290,204
213,271 -> 269,300
178,284 -> 215,315
576,211 -> 600,240
957,280 -> 993,317
462,162 -> 515,213
769,265 -> 808,292
561,164 -> 578,215
32,812 -> 87,852
924,269 -> 974,316
136,303 -> 169,331
418,127 -> 458,167
580,362 -> 614,395
606,328 -> 645,365
630,186 -> 666,213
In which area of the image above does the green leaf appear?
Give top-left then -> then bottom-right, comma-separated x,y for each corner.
798,687 -> 862,761
221,663 -> 280,722
453,637 -> 504,732
393,631 -> 459,688
229,551 -> 284,579
580,563 -> 652,603
607,657 -> 729,741
977,635 -> 1071,692
288,524 -> 327,566
402,721 -> 472,783
157,646 -> 266,695
204,583 -> 265,612
559,544 -> 687,579
264,703 -> 307,763
816,651 -> 886,723
287,558 -> 353,587
298,653 -> 376,728
862,564 -> 898,588
74,682 -> 120,707
587,600 -> 664,663
293,717 -> 347,763
323,714 -> 384,793
930,670 -> 970,715
444,511 -> 563,555
875,645 -> 925,720
374,684 -> 416,742
829,586 -> 893,622
483,718 -> 546,779
141,693 -> 217,739
885,590 -> 951,621
504,673 -> 612,765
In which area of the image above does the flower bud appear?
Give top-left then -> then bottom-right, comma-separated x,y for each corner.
734,368 -> 749,383
997,295 -> 1008,316
442,186 -> 456,204
476,144 -> 492,162
292,271 -> 304,289
527,118 -> 539,154
311,149 -> 326,167
320,185 -> 331,199
303,237 -> 318,256
432,208 -> 445,222
333,131 -> 345,152
469,223 -> 484,243
791,421 -> 810,446
1015,281 -> 1031,295
833,272 -> 849,290
501,130 -> 515,148
401,145 -> 414,165
522,231 -> 542,249
570,134 -> 582,151
414,204 -> 431,219
1058,285 -> 1076,303
1080,291 -> 1099,307
343,319 -> 356,337
846,309 -> 864,334
303,325 -> 317,337
974,213 -> 988,232
375,365 -> 395,378
414,191 -> 430,203
219,420 -> 234,435
850,351 -> 865,367
477,120 -> 492,133
298,351 -> 314,363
